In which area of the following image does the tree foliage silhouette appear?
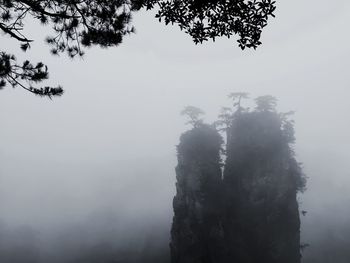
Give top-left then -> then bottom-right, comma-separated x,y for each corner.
140,0 -> 276,48
0,0 -> 136,97
0,0 -> 276,97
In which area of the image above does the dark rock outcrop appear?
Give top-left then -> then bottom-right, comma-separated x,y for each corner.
223,111 -> 304,263
170,124 -> 225,263
171,100 -> 305,263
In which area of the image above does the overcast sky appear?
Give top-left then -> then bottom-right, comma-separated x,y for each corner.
0,0 -> 350,260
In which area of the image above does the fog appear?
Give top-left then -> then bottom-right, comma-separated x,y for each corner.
1,0 -> 350,262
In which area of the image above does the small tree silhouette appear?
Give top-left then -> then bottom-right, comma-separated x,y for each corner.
181,106 -> 205,128
255,95 -> 278,112
216,107 -> 234,131
228,92 -> 249,111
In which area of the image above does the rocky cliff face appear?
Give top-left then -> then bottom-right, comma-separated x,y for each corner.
171,107 -> 305,263
223,111 -> 304,263
170,124 -> 225,263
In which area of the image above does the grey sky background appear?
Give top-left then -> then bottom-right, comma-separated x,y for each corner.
0,0 -> 350,260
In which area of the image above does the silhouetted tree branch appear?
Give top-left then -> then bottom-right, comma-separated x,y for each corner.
0,0 -> 276,97
0,52 -> 63,97
141,0 -> 276,48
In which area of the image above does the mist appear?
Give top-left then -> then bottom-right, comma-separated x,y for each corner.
1,0 -> 350,262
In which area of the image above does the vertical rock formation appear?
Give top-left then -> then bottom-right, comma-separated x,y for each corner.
223,109 -> 305,263
170,124 -> 225,263
171,97 -> 305,263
